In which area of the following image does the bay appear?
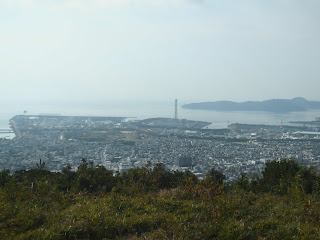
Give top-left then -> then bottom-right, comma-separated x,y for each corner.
0,101 -> 320,139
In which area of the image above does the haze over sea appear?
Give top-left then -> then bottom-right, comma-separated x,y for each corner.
1,100 -> 320,139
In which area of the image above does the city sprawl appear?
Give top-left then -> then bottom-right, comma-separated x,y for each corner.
1,115 -> 320,181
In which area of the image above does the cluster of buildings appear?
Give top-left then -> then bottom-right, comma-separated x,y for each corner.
0,115 -> 320,182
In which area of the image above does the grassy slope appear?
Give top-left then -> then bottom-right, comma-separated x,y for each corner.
1,183 -> 320,240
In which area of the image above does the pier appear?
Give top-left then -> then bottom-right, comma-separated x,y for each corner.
0,129 -> 14,133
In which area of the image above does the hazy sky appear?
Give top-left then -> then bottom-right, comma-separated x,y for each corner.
1,0 -> 320,105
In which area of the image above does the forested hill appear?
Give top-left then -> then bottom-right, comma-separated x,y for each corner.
1,158 -> 320,239
182,97 -> 320,113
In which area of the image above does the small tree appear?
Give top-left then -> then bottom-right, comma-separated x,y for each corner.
0,169 -> 11,187
258,158 -> 320,194
36,159 -> 46,170
206,167 -> 225,185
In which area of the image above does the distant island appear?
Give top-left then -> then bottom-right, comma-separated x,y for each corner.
182,97 -> 320,113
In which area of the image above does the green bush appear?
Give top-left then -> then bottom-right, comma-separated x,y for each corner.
1,158 -> 320,239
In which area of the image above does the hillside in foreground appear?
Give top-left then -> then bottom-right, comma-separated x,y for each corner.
1,159 -> 320,239
182,97 -> 320,113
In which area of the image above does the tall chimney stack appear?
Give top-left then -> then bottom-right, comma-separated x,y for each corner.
175,99 -> 178,119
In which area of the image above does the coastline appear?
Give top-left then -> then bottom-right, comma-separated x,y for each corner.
1,108 -> 320,138
9,119 -> 20,139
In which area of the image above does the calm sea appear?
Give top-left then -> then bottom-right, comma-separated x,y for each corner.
1,101 -> 320,139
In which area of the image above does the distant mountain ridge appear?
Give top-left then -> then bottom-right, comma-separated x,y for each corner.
182,97 -> 320,113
